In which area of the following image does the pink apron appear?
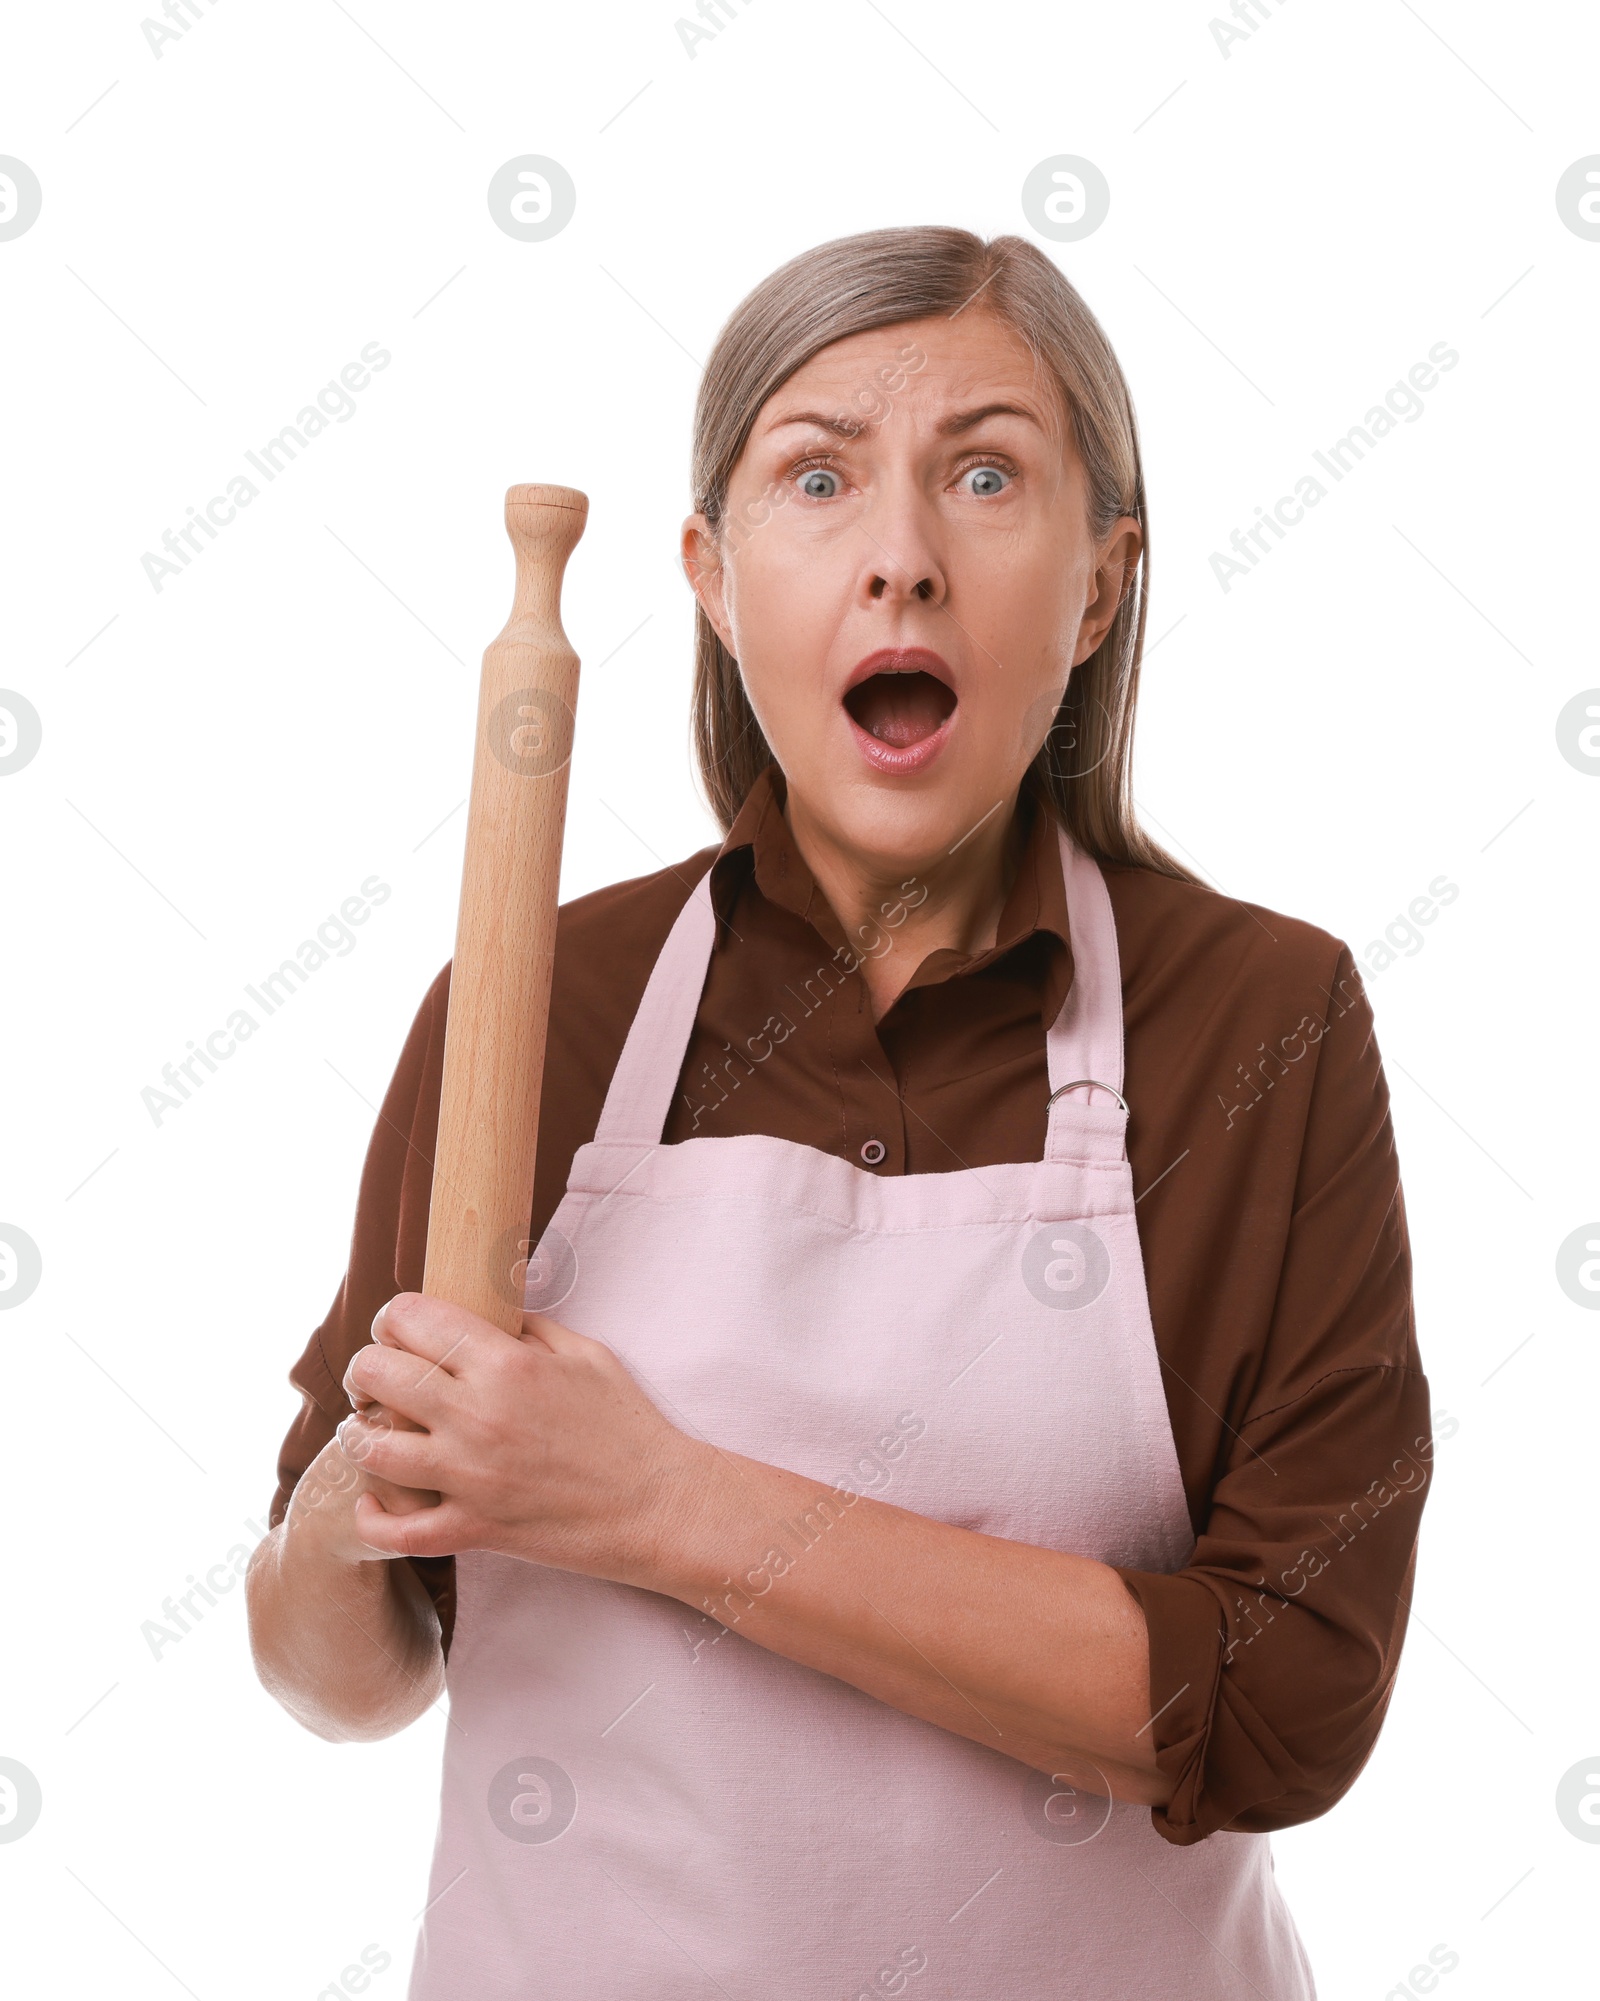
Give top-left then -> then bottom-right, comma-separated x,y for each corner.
407,829 -> 1316,1998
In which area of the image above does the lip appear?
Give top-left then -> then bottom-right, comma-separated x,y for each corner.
842,647 -> 958,775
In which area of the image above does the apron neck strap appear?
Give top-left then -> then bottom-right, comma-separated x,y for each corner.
590,827 -> 1127,1156
591,867 -> 720,1147
1043,827 -> 1128,1160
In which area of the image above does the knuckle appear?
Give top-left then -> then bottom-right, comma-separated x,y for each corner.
479,1341 -> 515,1388
383,1292 -> 425,1334
373,1291 -> 427,1346
578,1337 -> 616,1381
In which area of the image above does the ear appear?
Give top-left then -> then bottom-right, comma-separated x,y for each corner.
1072,515 -> 1143,666
681,513 -> 735,653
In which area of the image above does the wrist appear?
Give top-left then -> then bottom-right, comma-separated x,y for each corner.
625,1433 -> 740,1601
284,1443 -> 380,1569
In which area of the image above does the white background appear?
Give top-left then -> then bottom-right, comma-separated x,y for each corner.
2,1 -> 1597,1995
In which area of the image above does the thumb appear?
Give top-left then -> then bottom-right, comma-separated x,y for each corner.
518,1311 -> 584,1354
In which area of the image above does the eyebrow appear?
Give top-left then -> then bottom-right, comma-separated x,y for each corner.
761,400 -> 1046,441
937,401 -> 1045,436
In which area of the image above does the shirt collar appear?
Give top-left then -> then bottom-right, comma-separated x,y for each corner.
710,765 -> 1074,1024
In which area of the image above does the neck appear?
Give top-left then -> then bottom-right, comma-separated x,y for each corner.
783,788 -> 1026,1020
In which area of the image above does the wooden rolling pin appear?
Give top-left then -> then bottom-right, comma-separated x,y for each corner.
423,483 -> 587,1331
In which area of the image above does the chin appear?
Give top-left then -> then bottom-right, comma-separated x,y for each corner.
822,768 -> 1009,881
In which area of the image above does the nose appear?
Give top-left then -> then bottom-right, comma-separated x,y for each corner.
855,483 -> 947,610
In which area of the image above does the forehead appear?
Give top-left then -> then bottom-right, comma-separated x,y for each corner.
759,309 -> 1067,433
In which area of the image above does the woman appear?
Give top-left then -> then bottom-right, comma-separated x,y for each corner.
248,227 -> 1431,1998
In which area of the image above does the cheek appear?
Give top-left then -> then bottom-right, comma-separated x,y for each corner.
725,543 -> 845,736
966,678 -> 1067,787
726,539 -> 802,648
953,534 -> 1079,657
1014,677 -> 1070,762
950,581 -> 1074,739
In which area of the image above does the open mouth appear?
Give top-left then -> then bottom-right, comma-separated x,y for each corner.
842,650 -> 958,771
844,670 -> 957,747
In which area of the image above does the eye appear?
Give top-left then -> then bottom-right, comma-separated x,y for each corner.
960,464 -> 1011,497
799,467 -> 842,499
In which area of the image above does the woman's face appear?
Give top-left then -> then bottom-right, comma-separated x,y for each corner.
683,308 -> 1141,876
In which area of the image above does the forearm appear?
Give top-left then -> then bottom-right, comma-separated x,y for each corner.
246,1440 -> 445,1742
649,1447 -> 1168,1805
336,1304 -> 1163,1800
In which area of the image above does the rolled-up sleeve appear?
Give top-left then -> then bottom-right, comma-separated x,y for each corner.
268,966 -> 454,1627
1115,945 -> 1431,1843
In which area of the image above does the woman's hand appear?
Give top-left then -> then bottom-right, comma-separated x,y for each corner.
246,1343 -> 448,1742
280,1423 -> 438,1569
336,1305 -> 1165,1801
335,1293 -> 709,1584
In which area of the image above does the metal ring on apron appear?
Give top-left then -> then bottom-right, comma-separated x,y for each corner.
1046,1077 -> 1130,1113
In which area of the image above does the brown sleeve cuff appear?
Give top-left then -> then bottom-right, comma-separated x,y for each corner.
1116,1567 -> 1248,1844
1114,1373 -> 1429,1844
265,966 -> 457,1648
268,1320 -> 344,1530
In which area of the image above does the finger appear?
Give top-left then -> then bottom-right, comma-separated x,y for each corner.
363,1467 -> 440,1512
370,1292 -> 496,1374
351,1489 -> 473,1561
344,1341 -> 455,1423
518,1312 -> 594,1357
515,1314 -> 554,1351
342,1396 -> 425,1442
336,1410 -> 441,1489
337,1414 -> 439,1514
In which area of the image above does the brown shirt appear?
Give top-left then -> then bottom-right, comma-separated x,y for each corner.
271,766 -> 1430,1848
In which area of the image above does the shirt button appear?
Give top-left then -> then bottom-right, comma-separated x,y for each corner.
859,1138 -> 887,1167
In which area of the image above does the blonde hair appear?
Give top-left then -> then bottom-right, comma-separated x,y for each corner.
689,224 -> 1199,884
